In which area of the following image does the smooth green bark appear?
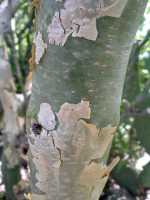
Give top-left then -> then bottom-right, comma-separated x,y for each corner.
29,0 -> 147,127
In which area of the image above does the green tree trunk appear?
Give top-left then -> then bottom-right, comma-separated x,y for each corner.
27,0 -> 148,199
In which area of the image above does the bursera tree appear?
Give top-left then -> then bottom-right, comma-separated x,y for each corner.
27,0 -> 148,200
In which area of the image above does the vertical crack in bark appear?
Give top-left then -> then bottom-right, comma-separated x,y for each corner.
56,147 -> 63,166
29,101 -> 118,199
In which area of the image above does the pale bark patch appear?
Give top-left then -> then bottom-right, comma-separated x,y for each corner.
38,103 -> 57,131
47,0 -> 128,46
34,32 -> 47,65
29,101 -> 117,199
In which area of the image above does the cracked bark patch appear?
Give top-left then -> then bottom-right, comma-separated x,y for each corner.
29,101 -> 118,199
47,0 -> 128,46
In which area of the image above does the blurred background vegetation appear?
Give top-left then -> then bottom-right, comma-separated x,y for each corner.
0,0 -> 149,199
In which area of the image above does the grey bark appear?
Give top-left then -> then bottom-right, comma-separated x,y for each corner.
0,0 -> 19,34
27,0 -> 148,200
0,49 -> 21,200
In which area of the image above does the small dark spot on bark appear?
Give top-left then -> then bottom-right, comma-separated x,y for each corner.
32,123 -> 42,136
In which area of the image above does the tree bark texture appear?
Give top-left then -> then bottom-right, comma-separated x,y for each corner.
27,0 -> 148,200
0,50 -> 21,200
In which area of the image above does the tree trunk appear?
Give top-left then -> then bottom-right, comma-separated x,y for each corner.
0,48 -> 21,200
0,1 -> 21,199
27,0 -> 148,199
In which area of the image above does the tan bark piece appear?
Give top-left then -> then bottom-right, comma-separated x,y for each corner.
29,101 -> 117,199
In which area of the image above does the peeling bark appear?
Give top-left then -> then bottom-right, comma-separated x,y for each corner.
47,0 -> 128,46
28,101 -> 118,200
28,0 -> 148,199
